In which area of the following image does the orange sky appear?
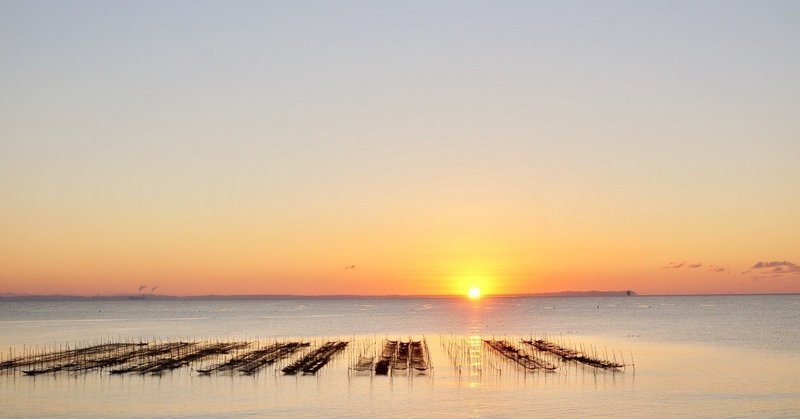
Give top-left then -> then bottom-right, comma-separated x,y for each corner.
1,2 -> 799,296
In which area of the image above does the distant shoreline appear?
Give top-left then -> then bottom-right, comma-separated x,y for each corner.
1,290 -> 798,301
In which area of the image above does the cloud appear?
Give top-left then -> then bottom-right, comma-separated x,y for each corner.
662,262 -> 686,269
663,262 -> 726,273
752,260 -> 799,270
751,261 -> 800,276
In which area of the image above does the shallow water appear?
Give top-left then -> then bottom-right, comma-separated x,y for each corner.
1,295 -> 799,417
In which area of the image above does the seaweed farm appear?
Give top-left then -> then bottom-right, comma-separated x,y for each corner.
0,335 -> 629,381
366,339 -> 432,376
197,341 -> 309,375
484,339 -> 558,371
523,338 -> 625,369
0,339 -> 344,378
282,341 -> 348,375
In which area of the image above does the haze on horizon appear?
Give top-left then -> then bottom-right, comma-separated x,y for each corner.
1,1 -> 799,297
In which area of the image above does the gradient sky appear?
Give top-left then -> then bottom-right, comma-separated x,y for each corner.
2,1 -> 799,296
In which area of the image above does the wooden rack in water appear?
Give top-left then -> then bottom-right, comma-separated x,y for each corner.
0,340 -> 346,377
410,340 -> 430,372
374,340 -> 397,375
352,355 -> 375,372
198,341 -> 309,375
1,335 -> 625,379
371,338 -> 431,375
109,342 -> 249,375
282,341 -> 349,375
0,342 -> 145,375
522,339 -> 625,370
484,340 -> 557,371
393,341 -> 410,371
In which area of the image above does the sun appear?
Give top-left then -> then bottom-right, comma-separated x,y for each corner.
468,287 -> 481,300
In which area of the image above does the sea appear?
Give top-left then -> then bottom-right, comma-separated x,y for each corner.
1,294 -> 799,418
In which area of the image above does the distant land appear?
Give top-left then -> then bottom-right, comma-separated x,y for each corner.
3,290 -> 799,301
2,290 -> 635,300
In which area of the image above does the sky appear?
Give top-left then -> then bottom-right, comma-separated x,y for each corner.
1,1 -> 799,296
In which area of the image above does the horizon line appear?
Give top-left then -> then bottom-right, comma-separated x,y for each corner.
2,290 -> 800,299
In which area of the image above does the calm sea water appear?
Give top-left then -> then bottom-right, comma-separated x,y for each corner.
1,295 -> 799,417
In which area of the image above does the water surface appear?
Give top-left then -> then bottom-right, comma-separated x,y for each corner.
1,295 -> 799,417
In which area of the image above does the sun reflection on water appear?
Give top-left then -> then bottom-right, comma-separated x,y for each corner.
469,335 -> 482,389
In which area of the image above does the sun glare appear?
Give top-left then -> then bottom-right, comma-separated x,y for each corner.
468,287 -> 481,300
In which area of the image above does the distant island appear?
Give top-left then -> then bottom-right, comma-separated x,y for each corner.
5,290 -> 800,301
498,290 -> 637,298
0,290 -> 637,300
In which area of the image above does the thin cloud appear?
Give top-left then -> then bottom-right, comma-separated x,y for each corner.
752,260 -> 799,271
662,262 -> 686,269
663,262 -> 727,273
751,260 -> 800,276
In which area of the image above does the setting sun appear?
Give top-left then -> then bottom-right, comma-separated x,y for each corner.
468,287 -> 481,300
